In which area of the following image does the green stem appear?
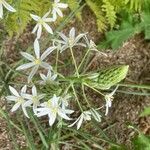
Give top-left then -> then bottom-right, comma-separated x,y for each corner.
78,48 -> 90,72
82,84 -> 91,107
84,83 -> 105,96
55,48 -> 59,72
70,47 -> 79,78
71,84 -> 83,111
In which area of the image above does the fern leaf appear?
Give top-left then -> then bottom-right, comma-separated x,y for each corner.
85,0 -> 107,32
5,0 -> 51,37
102,0 -> 116,29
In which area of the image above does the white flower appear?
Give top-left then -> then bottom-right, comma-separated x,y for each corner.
54,27 -> 86,52
84,35 -> 98,51
40,69 -> 57,84
105,86 -> 118,116
90,108 -> 101,122
68,110 -> 91,130
23,85 -> 45,114
0,0 -> 16,18
52,0 -> 68,21
68,108 -> 101,130
59,94 -> 71,108
6,85 -> 29,118
30,11 -> 54,39
36,94 -> 74,126
16,39 -> 56,83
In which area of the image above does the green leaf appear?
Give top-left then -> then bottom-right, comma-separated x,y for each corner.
133,134 -> 150,150
140,107 -> 150,117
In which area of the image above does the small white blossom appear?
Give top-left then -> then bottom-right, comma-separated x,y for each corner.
36,94 -> 74,126
105,86 -> 118,116
30,11 -> 54,39
68,108 -> 101,130
90,108 -> 101,122
84,35 -> 98,51
54,27 -> 86,52
40,69 -> 57,84
23,85 -> 45,114
0,0 -> 16,18
52,0 -> 68,21
68,110 -> 91,130
59,94 -> 71,108
6,85 -> 29,118
16,39 -> 56,83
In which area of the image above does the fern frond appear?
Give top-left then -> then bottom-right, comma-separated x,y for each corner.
5,0 -> 51,37
85,0 -> 107,32
125,0 -> 143,12
102,0 -> 116,29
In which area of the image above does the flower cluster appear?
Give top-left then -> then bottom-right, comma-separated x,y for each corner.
5,0 -> 119,130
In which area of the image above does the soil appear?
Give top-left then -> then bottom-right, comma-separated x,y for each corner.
0,5 -> 150,150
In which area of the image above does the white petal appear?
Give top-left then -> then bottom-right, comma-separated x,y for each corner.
43,23 -> 53,34
20,52 -> 34,61
58,110 -> 71,120
51,74 -> 57,81
74,33 -> 85,44
42,11 -> 51,19
77,115 -> 84,130
52,11 -> 57,21
22,105 -> 30,118
2,1 -> 16,12
32,24 -> 39,34
36,109 -> 49,117
48,113 -> 56,126
58,32 -> 68,42
9,86 -> 19,97
6,96 -> 17,101
16,62 -> 35,70
0,4 -> 3,18
28,66 -> 39,83
23,100 -> 33,107
55,8 -> 63,17
32,85 -> 37,96
21,85 -> 27,94
57,3 -> 68,8
68,117 -> 80,128
41,46 -> 56,60
40,73 -> 47,81
37,24 -> 42,39
43,18 -> 54,22
38,94 -> 45,100
55,0 -> 60,3
34,39 -> 40,59
69,27 -> 75,39
40,62 -> 52,69
11,102 -> 21,112
30,14 -> 40,21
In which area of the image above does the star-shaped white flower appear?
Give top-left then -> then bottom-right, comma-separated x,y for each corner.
52,0 -> 68,21
54,27 -> 86,52
40,69 -> 57,84
0,0 -> 16,18
30,11 -> 54,39
6,85 -> 29,118
68,110 -> 91,130
105,86 -> 118,116
68,108 -> 101,130
36,94 -> 74,126
16,39 -> 56,83
23,85 -> 45,114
